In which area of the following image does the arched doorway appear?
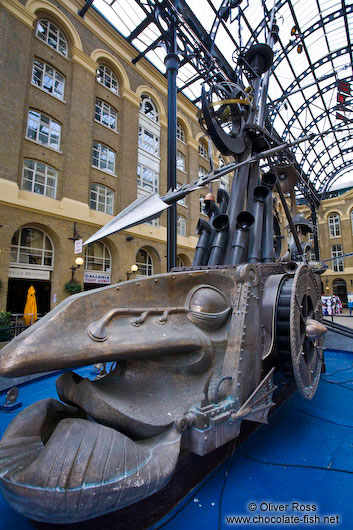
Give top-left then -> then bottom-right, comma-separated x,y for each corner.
84,241 -> 112,290
332,278 -> 347,305
7,227 -> 53,315
136,248 -> 153,276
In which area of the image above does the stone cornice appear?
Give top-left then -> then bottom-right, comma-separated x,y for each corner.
72,47 -> 97,74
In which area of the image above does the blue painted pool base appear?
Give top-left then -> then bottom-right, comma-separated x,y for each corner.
1,351 -> 352,530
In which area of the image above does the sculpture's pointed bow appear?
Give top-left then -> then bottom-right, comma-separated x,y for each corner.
0,271 -> 234,377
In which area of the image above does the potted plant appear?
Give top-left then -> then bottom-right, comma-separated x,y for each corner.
64,281 -> 82,294
0,311 -> 12,342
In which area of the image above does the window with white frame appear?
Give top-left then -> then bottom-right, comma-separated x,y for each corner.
138,126 -> 159,156
95,99 -> 118,131
140,94 -> 159,122
199,141 -> 208,159
96,64 -> 119,94
136,248 -> 153,276
11,227 -> 53,268
137,94 -> 160,227
177,121 -> 185,142
220,175 -> 230,193
90,183 -> 114,215
137,164 -> 159,194
26,110 -> 61,150
22,159 -> 57,198
85,241 -> 111,272
92,142 -> 116,174
199,166 -> 207,178
32,59 -> 65,99
177,150 -> 185,171
177,214 -> 187,236
200,195 -> 206,214
177,182 -> 186,206
331,244 -> 344,272
328,212 -> 341,238
36,19 -> 67,57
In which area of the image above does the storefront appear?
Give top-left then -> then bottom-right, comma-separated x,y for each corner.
7,227 -> 53,315
83,241 -> 112,290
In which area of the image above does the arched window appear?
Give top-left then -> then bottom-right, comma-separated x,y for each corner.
96,64 -> 119,95
10,227 -> 54,269
177,121 -> 185,142
331,244 -> 344,272
177,255 -> 185,267
220,175 -> 230,193
177,214 -> 186,236
137,94 -> 160,227
95,99 -> 118,131
22,159 -> 57,199
90,183 -> 114,215
36,19 -> 68,57
26,110 -> 61,150
32,59 -> 65,100
328,212 -> 341,238
136,248 -> 153,276
84,241 -> 111,272
140,94 -> 159,122
177,150 -> 185,171
199,141 -> 208,159
92,142 -> 116,174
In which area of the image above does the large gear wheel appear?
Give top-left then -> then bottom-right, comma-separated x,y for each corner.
276,264 -> 324,400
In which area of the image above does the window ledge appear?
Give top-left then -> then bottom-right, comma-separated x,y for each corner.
96,80 -> 120,97
91,165 -> 117,177
10,262 -> 53,271
35,36 -> 69,60
94,119 -> 119,134
31,82 -> 66,103
25,137 -> 62,154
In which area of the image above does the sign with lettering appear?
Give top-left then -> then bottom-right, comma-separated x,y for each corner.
84,272 -> 111,284
74,239 -> 83,254
8,268 -> 50,280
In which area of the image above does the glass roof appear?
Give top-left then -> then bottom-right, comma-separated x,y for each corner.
90,0 -> 353,195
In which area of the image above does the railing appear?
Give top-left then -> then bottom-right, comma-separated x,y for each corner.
0,313 -> 41,342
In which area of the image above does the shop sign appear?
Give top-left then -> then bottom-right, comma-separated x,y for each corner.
74,239 -> 83,254
8,268 -> 50,280
84,272 -> 111,284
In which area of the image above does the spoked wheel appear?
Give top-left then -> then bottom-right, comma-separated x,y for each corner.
200,81 -> 250,155
276,264 -> 326,399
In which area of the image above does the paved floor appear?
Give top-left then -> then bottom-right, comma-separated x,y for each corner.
0,351 -> 352,529
324,308 -> 353,329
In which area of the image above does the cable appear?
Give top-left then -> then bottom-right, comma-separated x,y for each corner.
320,362 -> 353,378
240,449 -> 353,475
320,379 -> 353,389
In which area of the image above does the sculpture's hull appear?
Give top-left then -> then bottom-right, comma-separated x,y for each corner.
0,264 -> 324,525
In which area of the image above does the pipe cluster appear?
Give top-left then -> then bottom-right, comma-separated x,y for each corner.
193,172 -> 277,267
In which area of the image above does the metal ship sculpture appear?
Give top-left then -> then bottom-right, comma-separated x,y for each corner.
0,6 -> 327,527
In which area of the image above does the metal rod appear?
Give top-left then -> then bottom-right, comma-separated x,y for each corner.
274,181 -> 303,259
165,0 -> 180,271
248,186 -> 270,263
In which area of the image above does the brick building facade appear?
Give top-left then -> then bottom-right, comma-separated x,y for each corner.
0,0 -> 231,315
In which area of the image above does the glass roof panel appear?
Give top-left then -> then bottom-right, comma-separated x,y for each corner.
91,0 -> 353,194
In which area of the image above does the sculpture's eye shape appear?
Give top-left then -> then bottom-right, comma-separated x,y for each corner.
186,285 -> 231,330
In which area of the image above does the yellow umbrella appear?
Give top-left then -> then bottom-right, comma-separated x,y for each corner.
23,285 -> 38,326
